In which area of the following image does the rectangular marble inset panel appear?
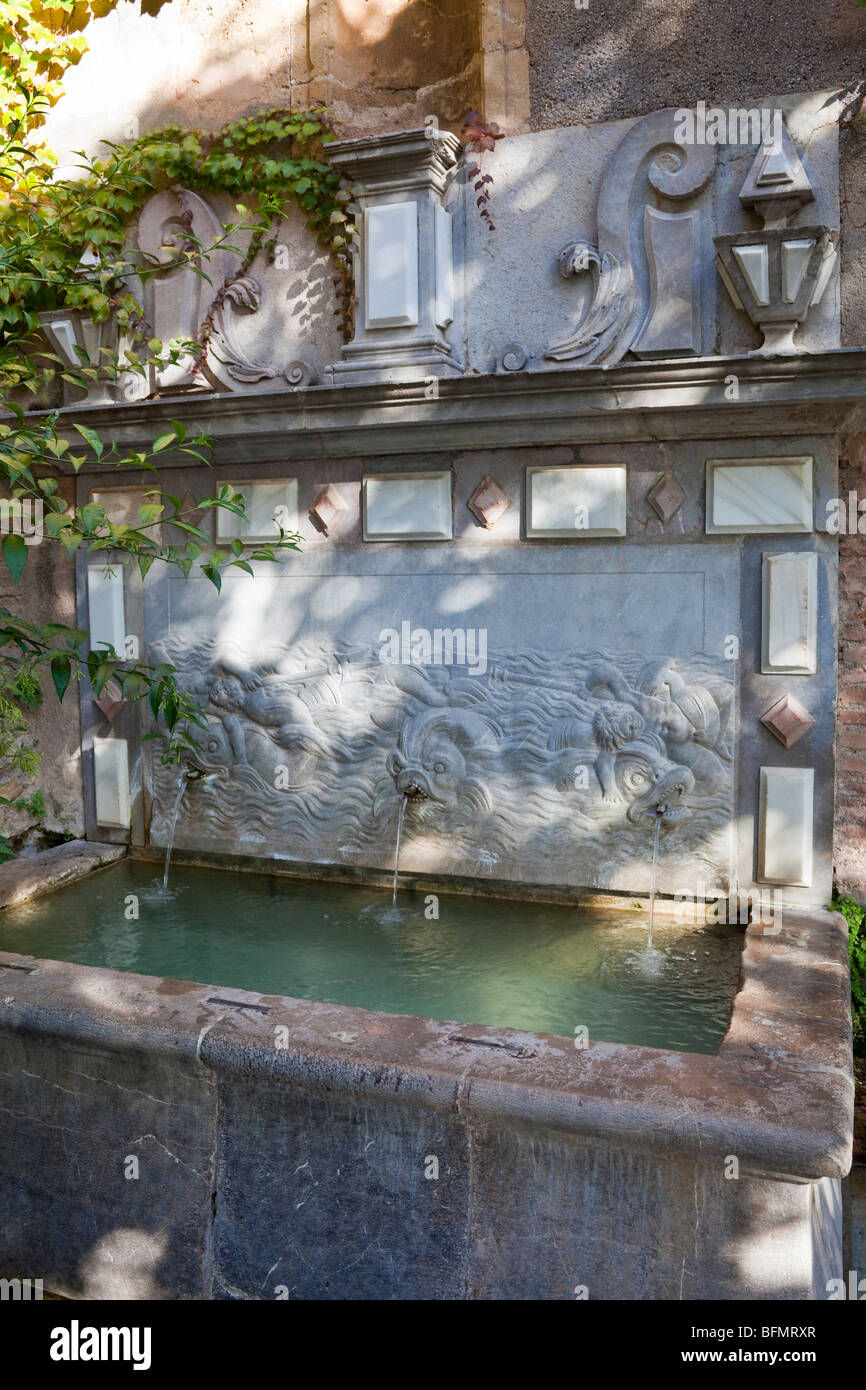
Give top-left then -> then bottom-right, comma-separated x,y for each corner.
363,473 -> 452,541
632,207 -> 700,356
706,457 -> 813,534
216,480 -> 298,544
762,551 -> 818,674
434,204 -> 454,329
93,737 -> 131,829
90,487 -> 160,542
87,565 -> 125,654
365,202 -> 419,329
758,766 -> 814,887
527,465 -> 627,538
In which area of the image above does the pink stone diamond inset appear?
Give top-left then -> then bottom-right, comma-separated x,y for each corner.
467,474 -> 510,530
760,693 -> 816,748
310,484 -> 347,535
646,471 -> 686,524
93,678 -> 125,722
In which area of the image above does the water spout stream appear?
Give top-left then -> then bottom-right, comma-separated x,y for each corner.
161,778 -> 187,898
647,809 -> 663,953
391,794 -> 409,909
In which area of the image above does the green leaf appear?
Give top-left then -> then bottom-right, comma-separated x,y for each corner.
146,489 -> 180,510
1,532 -> 27,583
73,423 -> 104,458
152,432 -> 178,454
45,511 -> 71,537
59,530 -> 84,558
51,655 -> 71,701
79,502 -> 106,533
201,563 -> 222,592
136,503 -> 164,526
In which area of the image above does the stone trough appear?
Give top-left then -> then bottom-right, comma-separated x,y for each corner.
0,846 -> 852,1300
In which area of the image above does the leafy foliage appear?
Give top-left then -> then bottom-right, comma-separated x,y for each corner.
461,110 -> 503,233
0,8 -> 317,853
831,894 -> 866,1057
0,2 -> 116,150
0,101 -> 360,372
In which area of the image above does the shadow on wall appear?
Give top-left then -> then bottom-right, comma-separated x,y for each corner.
140,541 -> 737,897
42,0 -> 485,165
525,0 -> 866,127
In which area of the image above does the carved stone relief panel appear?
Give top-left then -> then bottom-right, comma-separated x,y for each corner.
148,635 -> 735,895
468,92 -> 839,372
123,188 -> 340,395
546,109 -> 715,365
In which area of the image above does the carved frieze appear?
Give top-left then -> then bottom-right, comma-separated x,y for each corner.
148,640 -> 735,894
121,187 -> 324,394
547,109 -> 715,365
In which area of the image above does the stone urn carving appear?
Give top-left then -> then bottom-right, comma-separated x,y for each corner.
37,307 -> 144,406
713,226 -> 837,355
713,118 -> 837,355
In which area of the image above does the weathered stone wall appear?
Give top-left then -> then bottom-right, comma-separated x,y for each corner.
841,114 -> 866,347
524,2 -> 866,354
39,0 -> 530,170
526,0 -> 866,128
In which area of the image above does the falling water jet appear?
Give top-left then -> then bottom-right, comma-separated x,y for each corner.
639,805 -> 666,975
161,766 -> 203,897
391,793 -> 409,909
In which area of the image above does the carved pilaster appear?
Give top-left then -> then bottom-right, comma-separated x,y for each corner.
327,129 -> 464,385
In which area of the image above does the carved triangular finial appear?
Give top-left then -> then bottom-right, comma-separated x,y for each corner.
739,120 -> 814,227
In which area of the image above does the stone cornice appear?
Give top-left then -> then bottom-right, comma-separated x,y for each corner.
22,349 -> 866,468
326,127 -> 462,196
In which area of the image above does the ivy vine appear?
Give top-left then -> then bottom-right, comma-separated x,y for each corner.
0,105 -> 360,386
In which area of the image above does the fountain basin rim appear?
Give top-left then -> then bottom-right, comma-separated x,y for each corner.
0,889 -> 853,1184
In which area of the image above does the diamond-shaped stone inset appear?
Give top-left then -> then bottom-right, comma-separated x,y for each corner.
467,474 -> 510,530
760,692 -> 816,748
93,678 -> 125,723
646,471 -> 685,524
310,484 -> 347,535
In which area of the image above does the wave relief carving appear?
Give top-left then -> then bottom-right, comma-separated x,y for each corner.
148,639 -> 735,892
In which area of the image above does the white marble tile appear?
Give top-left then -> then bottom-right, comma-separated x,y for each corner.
93,737 -> 131,828
365,202 -> 419,329
91,487 -> 161,543
363,472 -> 452,540
758,766 -> 813,886
527,465 -> 627,538
216,480 -> 298,543
762,551 -> 818,674
732,243 -> 770,305
781,238 -> 815,303
87,565 -> 126,654
434,204 -> 454,329
706,457 -> 813,534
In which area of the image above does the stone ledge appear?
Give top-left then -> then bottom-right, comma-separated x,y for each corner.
0,841 -> 127,911
20,349 -> 866,460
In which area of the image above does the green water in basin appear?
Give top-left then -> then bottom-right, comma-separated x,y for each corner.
0,860 -> 744,1054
